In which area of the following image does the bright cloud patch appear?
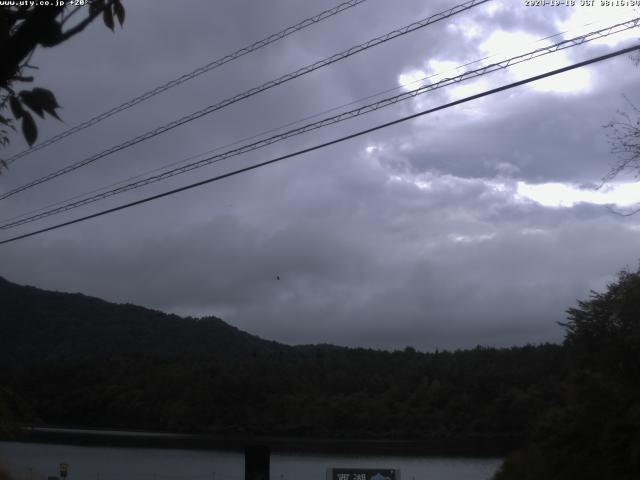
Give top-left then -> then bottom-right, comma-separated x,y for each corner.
398,70 -> 426,91
426,59 -> 464,81
517,181 -> 640,208
511,51 -> 592,94
388,173 -> 432,190
383,164 -> 640,211
397,58 -> 484,99
446,17 -> 483,40
480,30 -> 545,61
449,233 -> 495,243
419,59 -> 491,103
479,30 -> 592,94
556,3 -> 639,47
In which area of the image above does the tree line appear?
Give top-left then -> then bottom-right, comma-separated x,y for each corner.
1,267 -> 639,478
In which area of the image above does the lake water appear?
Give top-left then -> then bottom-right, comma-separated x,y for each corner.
0,441 -> 501,480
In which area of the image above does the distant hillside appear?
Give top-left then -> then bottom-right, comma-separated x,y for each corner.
0,275 -> 566,455
0,276 -> 289,361
2,270 -> 638,478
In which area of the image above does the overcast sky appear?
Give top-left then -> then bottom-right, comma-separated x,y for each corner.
1,0 -> 639,351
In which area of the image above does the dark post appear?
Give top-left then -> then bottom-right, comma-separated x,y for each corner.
245,445 -> 270,480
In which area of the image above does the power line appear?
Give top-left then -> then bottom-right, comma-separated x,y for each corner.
3,18 -> 637,230
0,0 -> 490,201
4,0 -> 371,165
1,43 -> 637,246
2,14 -> 615,226
4,18 -> 636,227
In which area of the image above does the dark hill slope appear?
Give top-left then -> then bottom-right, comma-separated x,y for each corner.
0,277 -> 569,448
0,276 -> 289,361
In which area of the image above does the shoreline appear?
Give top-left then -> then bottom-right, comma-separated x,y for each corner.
14,426 -> 516,457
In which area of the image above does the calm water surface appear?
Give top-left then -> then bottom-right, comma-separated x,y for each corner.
0,441 -> 501,480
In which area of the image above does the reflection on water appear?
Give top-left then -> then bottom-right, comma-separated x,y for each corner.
0,442 -> 501,480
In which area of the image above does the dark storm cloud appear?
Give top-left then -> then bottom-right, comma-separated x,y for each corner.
3,148 -> 639,350
2,0 -> 640,350
397,84 -> 635,183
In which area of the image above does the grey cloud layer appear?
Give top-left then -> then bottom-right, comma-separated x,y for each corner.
1,0 -> 639,350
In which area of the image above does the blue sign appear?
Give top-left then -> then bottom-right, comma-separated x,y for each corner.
329,468 -> 399,480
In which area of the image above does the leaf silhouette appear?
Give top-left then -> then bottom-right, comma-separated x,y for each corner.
114,0 -> 125,26
103,6 -> 114,31
9,96 -> 24,119
21,111 -> 37,146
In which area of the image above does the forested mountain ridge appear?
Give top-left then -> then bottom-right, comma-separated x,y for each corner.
0,276 -> 290,361
2,268 -> 638,478
0,275 -> 567,452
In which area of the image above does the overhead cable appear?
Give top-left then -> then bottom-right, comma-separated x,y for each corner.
4,13 -> 612,226
4,0 -> 371,165
1,43 -> 637,246
0,0 -> 490,201
2,18 -> 637,230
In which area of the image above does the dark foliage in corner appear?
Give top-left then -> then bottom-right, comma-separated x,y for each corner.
495,267 -> 640,479
0,1 -> 124,156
